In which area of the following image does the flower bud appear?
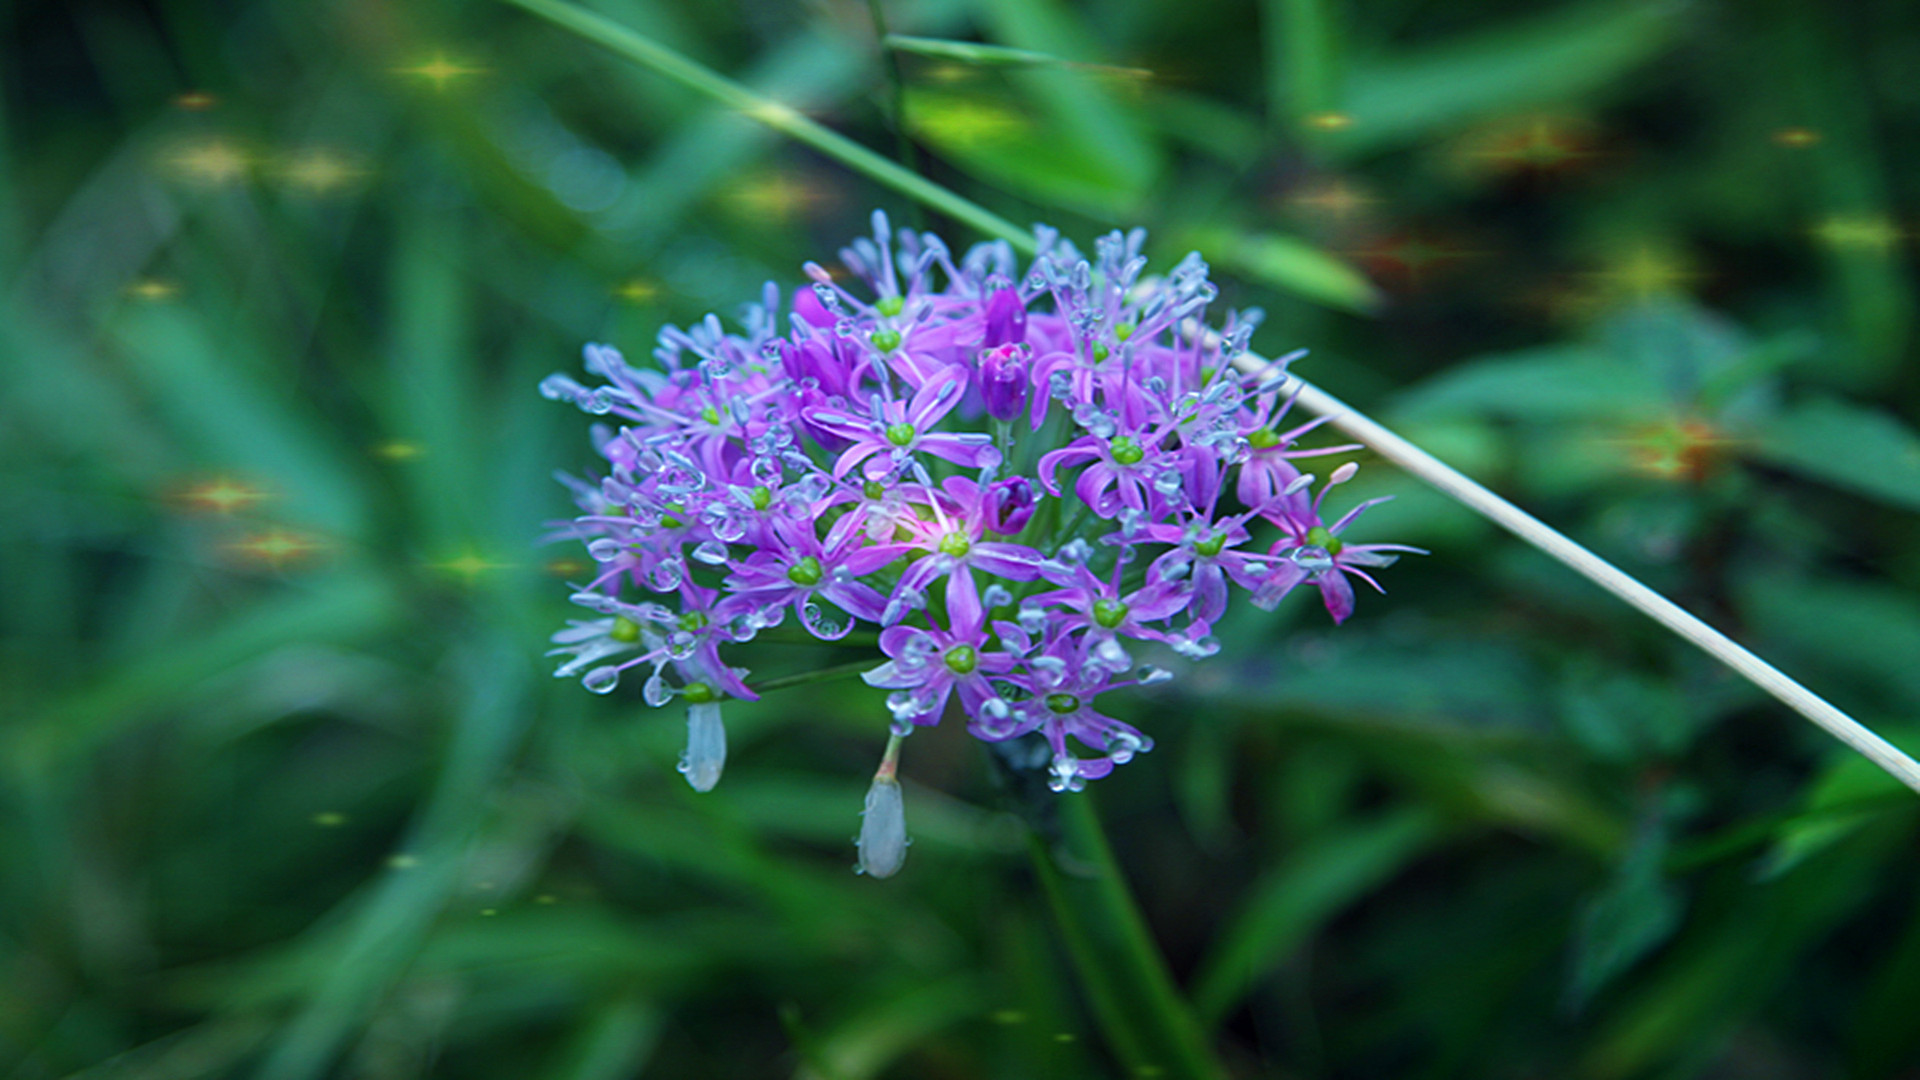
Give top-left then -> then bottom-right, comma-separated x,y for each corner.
856,774 -> 908,877
980,343 -> 1030,422
984,476 -> 1038,535
679,701 -> 727,792
983,286 -> 1027,347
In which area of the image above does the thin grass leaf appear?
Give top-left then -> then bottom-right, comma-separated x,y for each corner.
1193,807 -> 1440,1027
885,33 -> 1151,78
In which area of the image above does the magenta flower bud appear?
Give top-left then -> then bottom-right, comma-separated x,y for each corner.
983,286 -> 1027,348
984,476 -> 1037,535
980,343 -> 1030,422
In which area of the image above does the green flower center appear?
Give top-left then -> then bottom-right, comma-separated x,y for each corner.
1116,322 -> 1135,341
1092,341 -> 1110,362
863,479 -> 886,500
876,295 -> 904,317
1248,428 -> 1281,450
937,531 -> 971,558
610,616 -> 642,643
871,328 -> 902,353
750,485 -> 772,511
1092,598 -> 1130,629
701,405 -> 721,425
884,422 -> 916,447
786,555 -> 823,586
1109,435 -> 1145,466
943,645 -> 978,674
1305,525 -> 1343,555
1195,533 -> 1226,558
1046,693 -> 1080,714
662,501 -> 687,529
679,611 -> 709,632
683,681 -> 716,704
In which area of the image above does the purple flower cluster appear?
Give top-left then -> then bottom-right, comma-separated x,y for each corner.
543,212 -> 1417,813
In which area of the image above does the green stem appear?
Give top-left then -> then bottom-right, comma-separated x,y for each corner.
749,659 -> 877,694
497,0 -> 1028,252
863,0 -> 924,230
1028,792 -> 1226,1080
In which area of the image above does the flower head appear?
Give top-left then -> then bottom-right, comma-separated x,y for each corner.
541,211 -> 1415,866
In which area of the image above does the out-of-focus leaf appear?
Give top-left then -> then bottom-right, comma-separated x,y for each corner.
1262,0 -> 1341,134
1335,0 -> 1685,156
1191,228 -> 1382,313
904,87 -> 1145,213
1757,725 -> 1920,879
973,0 -> 1163,200
108,305 -> 369,537
19,571 -> 400,763
1141,91 -> 1264,168
258,643 -> 532,1080
552,995 -> 662,1080
1749,396 -> 1920,511
1556,666 -> 1696,765
1737,571 -> 1920,708
801,974 -> 986,1080
1582,824 -> 1899,1078
1566,819 -> 1682,1010
1193,807 -> 1440,1026
1395,346 -> 1656,422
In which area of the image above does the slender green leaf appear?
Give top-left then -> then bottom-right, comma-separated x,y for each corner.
1193,808 -> 1440,1025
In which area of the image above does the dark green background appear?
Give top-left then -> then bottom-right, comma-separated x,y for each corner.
5,0 -> 1920,1076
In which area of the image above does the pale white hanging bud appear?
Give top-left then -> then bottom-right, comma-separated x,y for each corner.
855,735 -> 908,878
679,699 -> 726,792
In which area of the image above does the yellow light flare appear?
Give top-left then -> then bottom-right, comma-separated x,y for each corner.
313,811 -> 348,827
165,139 -> 253,184
177,475 -> 271,515
723,172 -> 831,224
1771,127 -> 1822,149
614,278 -> 660,304
372,441 -> 424,461
1453,115 -> 1599,174
172,91 -> 218,111
1350,232 -> 1481,289
1587,243 -> 1703,301
432,552 -> 513,584
126,278 -> 181,301
1304,111 -> 1354,131
1287,177 -> 1380,225
273,148 -> 370,195
1810,215 -> 1904,254
545,557 -> 588,578
394,53 -> 487,90
225,528 -> 328,569
1617,418 -> 1740,482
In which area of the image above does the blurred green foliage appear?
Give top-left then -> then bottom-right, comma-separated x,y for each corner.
4,0 -> 1920,1076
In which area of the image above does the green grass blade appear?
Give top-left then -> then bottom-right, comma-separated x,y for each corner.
496,0 -> 1034,252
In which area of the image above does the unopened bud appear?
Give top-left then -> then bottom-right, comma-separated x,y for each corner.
679,701 -> 726,792
856,775 -> 908,877
980,343 -> 1030,422
984,475 -> 1038,535
983,286 -> 1027,348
